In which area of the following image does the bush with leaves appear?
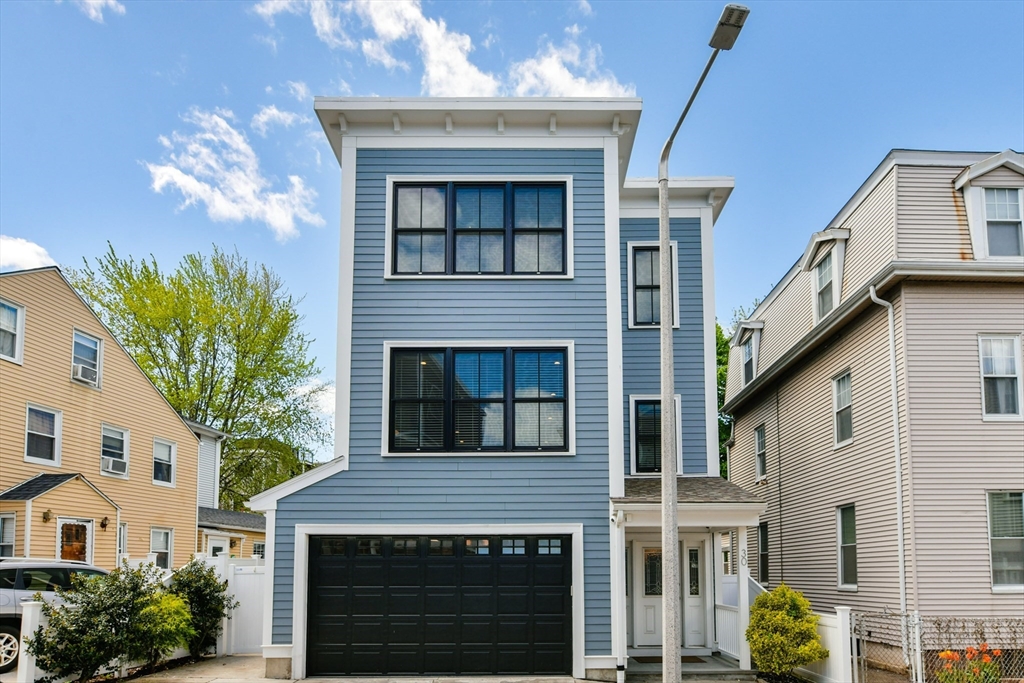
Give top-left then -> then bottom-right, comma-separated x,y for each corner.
26,563 -> 192,682
745,582 -> 829,675
170,560 -> 239,657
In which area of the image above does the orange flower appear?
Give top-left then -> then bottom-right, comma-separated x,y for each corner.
980,643 -> 988,651
993,649 -> 1002,657
967,646 -> 977,659
972,667 -> 980,676
944,663 -> 953,671
951,652 -> 961,661
982,654 -> 992,663
939,651 -> 952,660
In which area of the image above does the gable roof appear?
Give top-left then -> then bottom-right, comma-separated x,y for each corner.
954,149 -> 1024,190
198,506 -> 265,531
0,473 -> 120,508
0,266 -> 199,446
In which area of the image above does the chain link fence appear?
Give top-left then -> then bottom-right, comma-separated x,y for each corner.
851,611 -> 1024,683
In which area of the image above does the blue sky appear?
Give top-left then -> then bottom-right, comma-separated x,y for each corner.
2,0 -> 1022,452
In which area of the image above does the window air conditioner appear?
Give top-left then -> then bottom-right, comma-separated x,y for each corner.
101,456 -> 127,475
73,363 -> 98,385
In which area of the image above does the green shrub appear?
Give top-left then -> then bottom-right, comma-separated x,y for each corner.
745,582 -> 829,675
26,563 -> 183,682
170,560 -> 239,657
136,593 -> 195,671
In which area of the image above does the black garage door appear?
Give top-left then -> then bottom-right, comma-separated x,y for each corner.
306,534 -> 572,675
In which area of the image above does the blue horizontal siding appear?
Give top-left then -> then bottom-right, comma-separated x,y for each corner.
273,148 -> 612,657
620,218 -> 708,476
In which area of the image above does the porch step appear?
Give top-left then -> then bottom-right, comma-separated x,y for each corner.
625,672 -> 758,682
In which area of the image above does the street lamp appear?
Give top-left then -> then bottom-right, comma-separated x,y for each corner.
659,5 -> 748,681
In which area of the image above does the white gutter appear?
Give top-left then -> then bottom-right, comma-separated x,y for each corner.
868,286 -> 908,616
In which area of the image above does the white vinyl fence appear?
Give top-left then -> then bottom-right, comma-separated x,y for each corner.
798,606 -> 854,683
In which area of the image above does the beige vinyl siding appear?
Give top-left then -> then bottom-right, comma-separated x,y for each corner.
197,528 -> 266,558
903,281 -> 1024,617
897,165 -> 974,261
972,166 -> 1024,189
737,294 -> 911,613
31,478 -> 118,566
841,168 -> 897,299
725,344 -> 744,399
0,501 -> 26,557
0,269 -> 199,570
755,273 -> 814,373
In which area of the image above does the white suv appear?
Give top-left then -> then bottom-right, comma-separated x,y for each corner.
0,558 -> 108,673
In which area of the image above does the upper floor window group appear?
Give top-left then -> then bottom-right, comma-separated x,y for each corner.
393,182 -> 567,276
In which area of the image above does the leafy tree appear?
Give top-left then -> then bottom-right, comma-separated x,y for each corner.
170,560 -> 239,657
716,322 -> 731,477
746,583 -> 829,675
69,245 -> 330,509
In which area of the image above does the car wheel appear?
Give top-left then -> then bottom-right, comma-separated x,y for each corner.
0,624 -> 19,674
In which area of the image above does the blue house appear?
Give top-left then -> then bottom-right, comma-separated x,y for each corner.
248,98 -> 764,680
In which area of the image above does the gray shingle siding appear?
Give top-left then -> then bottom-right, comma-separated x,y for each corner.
272,148 -> 612,655
620,217 -> 708,476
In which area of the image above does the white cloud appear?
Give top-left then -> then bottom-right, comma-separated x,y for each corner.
251,104 -> 309,136
255,34 -> 279,53
65,0 -> 125,23
0,236 -> 57,272
286,80 -> 311,101
146,107 -> 324,242
253,0 -> 352,49
508,30 -> 635,97
576,0 -> 593,16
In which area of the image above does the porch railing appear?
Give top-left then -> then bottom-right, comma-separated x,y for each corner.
716,603 -> 741,659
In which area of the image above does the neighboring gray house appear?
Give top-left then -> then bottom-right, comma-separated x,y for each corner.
248,97 -> 764,680
723,150 -> 1024,619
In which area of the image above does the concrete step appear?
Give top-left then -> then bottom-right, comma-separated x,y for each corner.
625,672 -> 758,683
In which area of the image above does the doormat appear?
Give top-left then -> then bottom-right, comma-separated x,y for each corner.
632,656 -> 707,664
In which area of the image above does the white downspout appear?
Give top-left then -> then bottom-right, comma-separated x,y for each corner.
868,286 -> 908,616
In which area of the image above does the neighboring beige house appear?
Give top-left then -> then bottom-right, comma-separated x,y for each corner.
722,149 -> 1024,619
0,267 -> 200,570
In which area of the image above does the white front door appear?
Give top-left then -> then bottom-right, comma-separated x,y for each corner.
683,539 -> 706,647
632,541 -> 664,647
207,536 -> 229,557
57,518 -> 93,564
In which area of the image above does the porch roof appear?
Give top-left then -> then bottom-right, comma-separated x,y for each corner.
613,476 -> 761,505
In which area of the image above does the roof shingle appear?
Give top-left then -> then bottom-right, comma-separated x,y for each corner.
198,506 -> 266,531
0,474 -> 77,501
613,476 -> 761,505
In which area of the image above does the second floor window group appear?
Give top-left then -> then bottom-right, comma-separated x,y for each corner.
393,182 -> 567,276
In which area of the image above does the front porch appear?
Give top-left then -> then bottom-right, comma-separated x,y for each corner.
608,477 -> 765,679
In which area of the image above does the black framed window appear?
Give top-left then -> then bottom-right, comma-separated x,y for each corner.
389,346 -> 568,452
758,522 -> 769,584
634,400 -> 661,473
633,247 -> 661,325
392,182 -> 566,275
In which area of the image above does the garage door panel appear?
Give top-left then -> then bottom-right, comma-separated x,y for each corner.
307,534 -> 571,675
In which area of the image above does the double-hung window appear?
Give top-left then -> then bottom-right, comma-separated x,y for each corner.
629,395 -> 681,474
153,439 -> 176,486
754,425 -> 767,480
388,345 -> 569,453
833,372 -> 853,446
72,330 -> 101,386
742,338 -> 755,384
0,298 -> 25,364
627,243 -> 678,328
985,188 -> 1023,257
837,504 -> 857,589
150,528 -> 172,569
979,335 -> 1022,418
26,405 -> 61,465
0,514 -> 14,557
815,251 -> 834,320
100,425 -> 129,477
392,181 -> 567,276
253,541 -> 266,559
988,491 -> 1023,588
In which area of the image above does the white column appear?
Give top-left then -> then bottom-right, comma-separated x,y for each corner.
712,531 -> 724,647
835,606 -> 853,683
608,512 -> 628,677
17,601 -> 42,683
737,525 -> 751,670
261,509 -> 276,656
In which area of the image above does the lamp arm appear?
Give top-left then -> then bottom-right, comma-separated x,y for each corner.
658,48 -> 721,181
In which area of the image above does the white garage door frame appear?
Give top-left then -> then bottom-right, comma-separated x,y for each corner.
290,523 -> 586,680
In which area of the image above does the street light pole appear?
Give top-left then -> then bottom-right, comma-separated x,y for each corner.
659,6 -> 748,681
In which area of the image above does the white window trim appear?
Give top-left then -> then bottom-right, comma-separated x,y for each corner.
25,403 -> 62,467
626,241 -> 680,329
150,526 -> 174,568
836,505 -> 858,591
0,512 -> 15,557
383,174 -> 575,280
99,423 -> 130,479
985,490 -> 1024,592
978,334 -> 1024,421
56,517 -> 94,565
380,339 -> 576,457
812,248 -> 842,324
252,540 -> 266,559
742,333 -> 760,386
627,394 -> 682,476
754,424 -> 767,481
71,328 -> 104,389
152,438 -> 178,487
963,185 -> 1024,261
117,522 -> 129,562
0,297 -> 26,365
833,370 -> 854,449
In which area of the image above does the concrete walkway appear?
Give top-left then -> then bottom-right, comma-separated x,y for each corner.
135,655 -> 290,683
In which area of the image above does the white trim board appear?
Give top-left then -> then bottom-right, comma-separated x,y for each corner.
287,522 -> 586,679
383,174 -> 575,280
334,144 -> 357,471
700,205 -> 718,477
380,339 -> 577,457
604,137 -> 625,501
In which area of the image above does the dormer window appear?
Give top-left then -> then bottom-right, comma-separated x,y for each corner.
732,320 -> 762,386
742,338 -> 754,384
985,188 -> 1023,257
816,251 -> 834,319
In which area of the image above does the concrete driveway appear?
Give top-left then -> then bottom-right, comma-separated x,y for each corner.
136,655 -> 286,683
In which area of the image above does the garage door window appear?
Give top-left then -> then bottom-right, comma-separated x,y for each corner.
502,538 -> 526,554
465,538 -> 489,555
